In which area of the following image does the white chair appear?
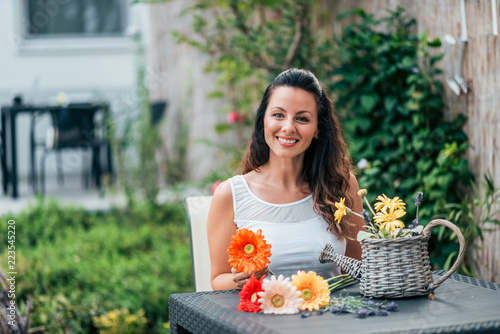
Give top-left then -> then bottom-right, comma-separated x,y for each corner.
184,196 -> 213,292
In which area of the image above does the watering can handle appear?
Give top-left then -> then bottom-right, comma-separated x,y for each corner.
422,218 -> 466,291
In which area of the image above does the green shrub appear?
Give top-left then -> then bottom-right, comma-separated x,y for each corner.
0,199 -> 192,333
326,8 -> 473,271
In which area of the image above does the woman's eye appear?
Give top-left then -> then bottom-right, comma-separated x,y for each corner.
297,117 -> 309,123
272,113 -> 284,118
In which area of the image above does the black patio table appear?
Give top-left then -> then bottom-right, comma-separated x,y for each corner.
169,271 -> 500,334
0,103 -> 104,198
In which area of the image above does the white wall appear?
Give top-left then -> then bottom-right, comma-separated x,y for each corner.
0,0 -> 142,180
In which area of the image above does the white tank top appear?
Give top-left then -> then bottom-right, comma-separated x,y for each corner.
228,175 -> 346,279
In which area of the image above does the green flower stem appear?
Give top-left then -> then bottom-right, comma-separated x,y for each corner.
326,274 -> 351,283
363,197 -> 377,216
329,277 -> 355,292
268,269 -> 276,277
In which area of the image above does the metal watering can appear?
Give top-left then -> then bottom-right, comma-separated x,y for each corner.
319,219 -> 466,298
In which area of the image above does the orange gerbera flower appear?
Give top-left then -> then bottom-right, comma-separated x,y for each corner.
227,228 -> 272,274
291,271 -> 330,311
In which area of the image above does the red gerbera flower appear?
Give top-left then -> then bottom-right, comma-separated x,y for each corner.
227,228 -> 272,274
237,273 -> 265,313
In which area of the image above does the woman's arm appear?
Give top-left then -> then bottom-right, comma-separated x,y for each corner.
208,180 -> 269,290
207,180 -> 240,290
344,173 -> 365,260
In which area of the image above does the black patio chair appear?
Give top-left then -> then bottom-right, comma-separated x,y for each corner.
150,100 -> 167,126
30,103 -> 111,195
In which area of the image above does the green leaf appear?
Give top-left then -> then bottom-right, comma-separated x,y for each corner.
443,251 -> 457,270
357,231 -> 375,241
396,105 -> 410,116
430,53 -> 444,65
357,117 -> 372,132
360,94 -> 379,113
411,225 -> 424,234
384,95 -> 397,112
427,37 -> 442,47
416,159 -> 433,172
207,90 -> 226,99
336,8 -> 367,21
214,123 -> 234,134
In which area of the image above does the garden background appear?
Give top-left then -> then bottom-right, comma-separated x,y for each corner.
1,0 -> 499,333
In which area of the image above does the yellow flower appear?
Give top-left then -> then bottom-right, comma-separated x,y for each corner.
291,271 -> 330,311
374,194 -> 406,212
357,189 -> 367,197
373,205 -> 406,232
334,198 -> 350,224
125,315 -> 138,324
107,309 -> 119,322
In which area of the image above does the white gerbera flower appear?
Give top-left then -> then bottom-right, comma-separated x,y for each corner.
257,275 -> 303,314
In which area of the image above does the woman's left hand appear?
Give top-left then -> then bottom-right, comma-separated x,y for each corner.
231,266 -> 270,289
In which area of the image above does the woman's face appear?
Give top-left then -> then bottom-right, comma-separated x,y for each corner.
263,86 -> 319,161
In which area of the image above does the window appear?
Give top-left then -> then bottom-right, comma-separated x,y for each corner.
24,0 -> 128,38
11,0 -> 133,54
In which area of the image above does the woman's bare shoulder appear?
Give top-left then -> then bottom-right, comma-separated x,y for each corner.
349,172 -> 360,188
212,179 -> 233,207
209,178 -> 237,224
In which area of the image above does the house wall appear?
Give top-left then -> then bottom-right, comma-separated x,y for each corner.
0,0 -> 141,186
318,0 -> 500,283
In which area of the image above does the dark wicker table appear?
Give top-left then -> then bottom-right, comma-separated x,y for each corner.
169,271 -> 500,334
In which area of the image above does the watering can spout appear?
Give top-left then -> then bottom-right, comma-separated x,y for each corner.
319,243 -> 363,280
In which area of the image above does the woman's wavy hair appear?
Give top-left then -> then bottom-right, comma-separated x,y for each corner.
240,68 -> 356,239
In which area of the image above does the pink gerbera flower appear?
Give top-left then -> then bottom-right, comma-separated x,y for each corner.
257,275 -> 303,314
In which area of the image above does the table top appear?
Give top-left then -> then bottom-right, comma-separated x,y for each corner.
169,271 -> 500,334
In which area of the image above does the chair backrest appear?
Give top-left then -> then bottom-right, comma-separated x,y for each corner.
150,101 -> 167,126
184,196 -> 213,292
50,104 -> 100,149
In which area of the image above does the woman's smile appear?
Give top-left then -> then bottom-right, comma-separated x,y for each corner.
277,136 -> 299,146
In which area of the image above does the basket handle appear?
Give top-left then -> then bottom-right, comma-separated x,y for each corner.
422,218 -> 466,291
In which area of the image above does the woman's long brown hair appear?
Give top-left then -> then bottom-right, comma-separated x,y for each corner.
240,68 -> 357,240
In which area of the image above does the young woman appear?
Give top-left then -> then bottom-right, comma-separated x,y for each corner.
207,68 -> 364,290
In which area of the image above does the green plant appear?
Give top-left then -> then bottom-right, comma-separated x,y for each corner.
105,32 -> 161,208
0,199 -> 193,333
445,173 -> 500,276
327,7 -> 473,271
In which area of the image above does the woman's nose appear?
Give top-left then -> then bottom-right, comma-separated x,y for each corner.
282,118 -> 296,133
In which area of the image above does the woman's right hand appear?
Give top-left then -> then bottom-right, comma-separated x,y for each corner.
231,267 -> 270,289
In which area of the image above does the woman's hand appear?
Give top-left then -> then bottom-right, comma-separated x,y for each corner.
231,267 -> 270,289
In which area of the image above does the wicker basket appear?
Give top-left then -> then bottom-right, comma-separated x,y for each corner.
319,219 -> 466,298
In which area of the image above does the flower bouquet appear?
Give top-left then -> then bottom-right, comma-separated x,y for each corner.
227,228 -> 354,314
335,190 -> 425,240
319,190 -> 466,299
